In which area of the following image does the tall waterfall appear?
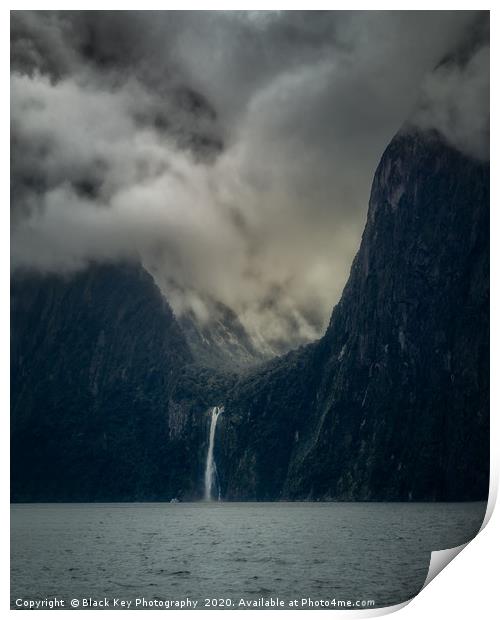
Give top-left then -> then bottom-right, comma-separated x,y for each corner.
204,406 -> 224,501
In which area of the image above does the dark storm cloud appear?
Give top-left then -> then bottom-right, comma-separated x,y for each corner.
10,11 -> 489,353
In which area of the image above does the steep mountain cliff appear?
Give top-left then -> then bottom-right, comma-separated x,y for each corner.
291,129 -> 489,501
11,263 -> 203,501
216,129 -> 489,501
11,129 -> 489,502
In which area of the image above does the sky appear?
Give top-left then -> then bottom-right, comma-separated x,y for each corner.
10,11 -> 489,354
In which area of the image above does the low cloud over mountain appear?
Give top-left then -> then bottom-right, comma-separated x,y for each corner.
10,11 -> 489,352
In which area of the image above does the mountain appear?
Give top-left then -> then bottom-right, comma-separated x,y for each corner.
11,263 -> 201,501
215,129 -> 489,501
143,265 -> 268,372
11,129 -> 489,502
177,299 -> 267,372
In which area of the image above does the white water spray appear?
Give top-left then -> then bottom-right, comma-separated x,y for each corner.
204,406 -> 224,501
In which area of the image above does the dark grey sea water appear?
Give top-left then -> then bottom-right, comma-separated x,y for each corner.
11,502 -> 485,610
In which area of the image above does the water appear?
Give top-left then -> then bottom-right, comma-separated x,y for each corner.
11,502 -> 485,610
204,406 -> 223,501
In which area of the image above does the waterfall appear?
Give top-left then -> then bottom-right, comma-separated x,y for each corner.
204,406 -> 224,501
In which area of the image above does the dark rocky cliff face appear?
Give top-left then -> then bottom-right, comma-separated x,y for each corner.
217,130 -> 489,501
11,130 -> 489,502
11,263 -> 204,501
297,130 -> 489,501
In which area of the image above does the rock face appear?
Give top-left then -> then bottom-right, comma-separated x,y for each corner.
11,263 -> 204,501
177,300 -> 267,372
218,130 -> 489,501
11,129 -> 489,502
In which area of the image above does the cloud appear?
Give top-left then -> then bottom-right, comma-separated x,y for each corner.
410,31 -> 489,160
10,11 -> 489,353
